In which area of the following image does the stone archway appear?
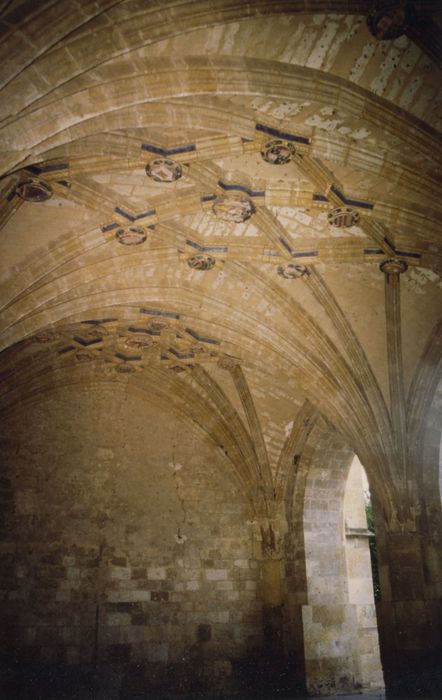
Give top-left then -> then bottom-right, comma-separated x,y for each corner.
285,420 -> 384,696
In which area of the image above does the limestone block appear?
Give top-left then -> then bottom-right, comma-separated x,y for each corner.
147,567 -> 166,580
205,569 -> 228,581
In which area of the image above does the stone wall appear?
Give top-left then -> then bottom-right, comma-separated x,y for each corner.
0,382 -> 263,697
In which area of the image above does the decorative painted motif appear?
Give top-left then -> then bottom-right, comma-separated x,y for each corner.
145,158 -> 182,182
380,258 -> 408,275
16,178 -> 53,202
115,227 -> 147,246
125,335 -> 155,350
327,206 -> 360,228
190,343 -> 206,355
277,264 -> 308,279
261,139 -> 295,165
149,319 -> 169,332
169,364 -> 186,373
367,2 -> 412,40
217,356 -> 237,370
115,364 -> 135,374
212,194 -> 255,223
187,254 -> 216,271
34,330 -> 58,343
75,351 -> 94,362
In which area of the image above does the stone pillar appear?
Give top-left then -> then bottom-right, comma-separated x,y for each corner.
375,511 -> 442,696
256,520 -> 287,693
300,448 -> 377,696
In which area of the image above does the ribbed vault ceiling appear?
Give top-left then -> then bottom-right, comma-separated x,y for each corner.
1,0 -> 441,524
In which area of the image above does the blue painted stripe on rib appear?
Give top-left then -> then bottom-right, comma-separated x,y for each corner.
6,188 -> 16,201
128,326 -> 150,334
185,327 -> 220,345
82,318 -> 118,325
344,197 -> 373,210
330,185 -> 373,209
218,180 -> 265,197
279,237 -> 293,253
255,123 -> 310,144
73,336 -> 102,347
384,237 -> 395,249
201,194 -> 217,201
330,184 -> 345,201
169,348 -> 194,359
115,352 -> 142,362
313,193 -> 329,202
140,308 -> 180,319
40,162 -> 69,172
114,207 -> 135,222
364,249 -> 384,255
134,209 -> 156,219
395,250 -> 421,259
58,345 -> 75,354
292,251 -> 318,258
186,239 -> 227,253
101,222 -> 119,232
186,239 -> 203,250
141,143 -> 196,155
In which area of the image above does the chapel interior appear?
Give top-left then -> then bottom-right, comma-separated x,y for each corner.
0,1 -> 441,698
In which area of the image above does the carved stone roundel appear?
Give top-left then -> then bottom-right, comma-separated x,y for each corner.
327,207 -> 360,228
212,194 -> 256,223
16,178 -> 53,202
277,264 -> 308,279
380,258 -> 408,275
187,254 -> 216,271
149,319 -> 168,332
115,227 -> 147,246
145,158 -> 182,182
261,139 -> 295,165
116,364 -> 135,374
217,356 -> 237,370
125,335 -> 155,350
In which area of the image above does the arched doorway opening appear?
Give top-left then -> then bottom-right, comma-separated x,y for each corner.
296,426 -> 384,696
343,455 -> 384,691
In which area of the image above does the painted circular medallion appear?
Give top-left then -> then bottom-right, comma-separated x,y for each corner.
327,207 -> 360,228
187,254 -> 216,271
16,178 -> 53,202
115,227 -> 147,246
367,2 -> 412,40
261,139 -> 295,165
145,158 -> 182,182
212,194 -> 256,223
277,264 -> 308,279
380,258 -> 408,275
